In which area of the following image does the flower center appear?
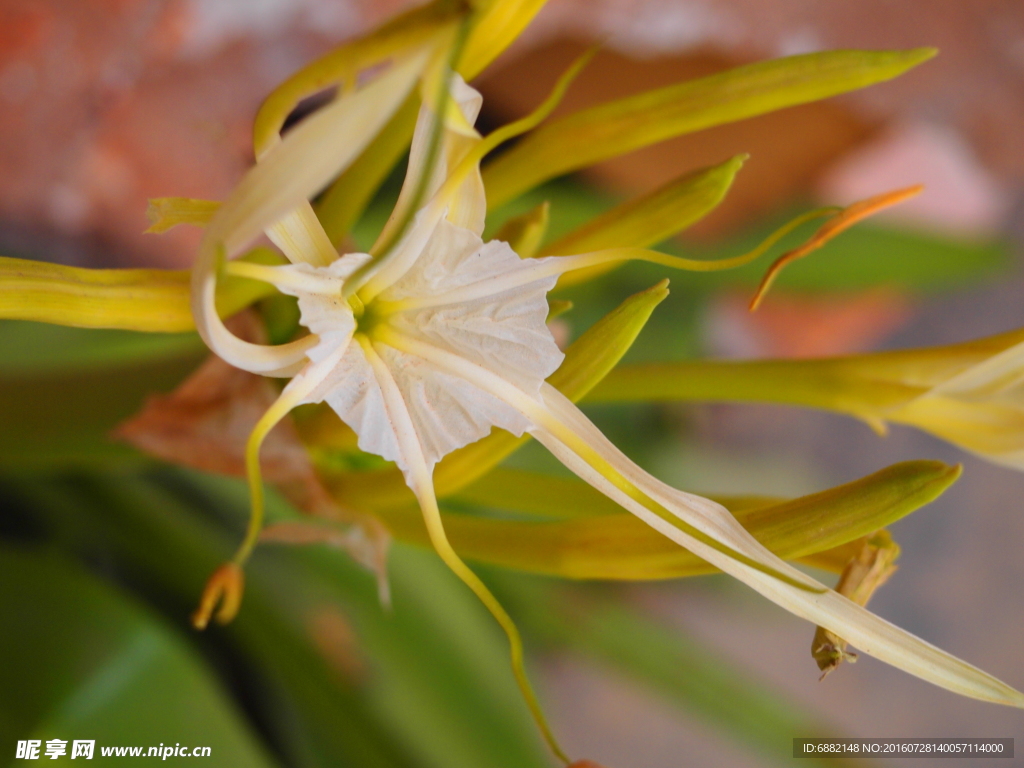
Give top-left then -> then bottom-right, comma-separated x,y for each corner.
352,293 -> 392,338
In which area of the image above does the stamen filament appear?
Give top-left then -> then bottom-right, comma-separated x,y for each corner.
224,260 -> 344,295
357,334 -> 571,764
377,206 -> 834,313
193,336 -> 349,629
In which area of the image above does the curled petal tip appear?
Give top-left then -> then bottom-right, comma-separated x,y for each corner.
192,562 -> 245,630
568,761 -> 611,768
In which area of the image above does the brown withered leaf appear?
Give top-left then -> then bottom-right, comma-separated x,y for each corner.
812,529 -> 900,679
114,312 -> 310,481
114,311 -> 392,596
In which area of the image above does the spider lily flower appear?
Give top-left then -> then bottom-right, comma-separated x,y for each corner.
183,44 -> 1023,761
0,6 -> 1017,758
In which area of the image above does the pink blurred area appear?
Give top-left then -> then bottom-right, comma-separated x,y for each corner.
0,0 -> 404,267
1,0 -> 1021,269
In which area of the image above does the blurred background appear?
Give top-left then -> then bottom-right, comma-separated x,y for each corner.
2,1 -> 1024,766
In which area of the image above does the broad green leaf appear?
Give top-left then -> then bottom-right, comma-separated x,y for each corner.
369,461 -> 958,580
10,468 -> 552,768
539,155 -> 746,287
490,201 -> 550,258
0,249 -> 283,332
0,322 -> 205,466
182,474 -> 554,768
330,280 -> 671,508
483,48 -> 937,208
0,321 -> 201,377
0,546 -> 278,767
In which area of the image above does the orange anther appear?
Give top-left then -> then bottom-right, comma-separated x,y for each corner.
191,562 -> 245,630
749,184 -> 924,311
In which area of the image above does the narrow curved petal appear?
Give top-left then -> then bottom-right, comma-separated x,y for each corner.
381,329 -> 1024,708
266,202 -> 338,267
355,334 -> 567,760
191,50 -> 429,373
375,73 -> 486,253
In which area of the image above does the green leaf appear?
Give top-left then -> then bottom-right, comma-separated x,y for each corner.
185,473 -> 554,768
0,545 -> 278,767
370,461 -> 958,580
0,322 -> 204,467
483,48 -> 937,208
